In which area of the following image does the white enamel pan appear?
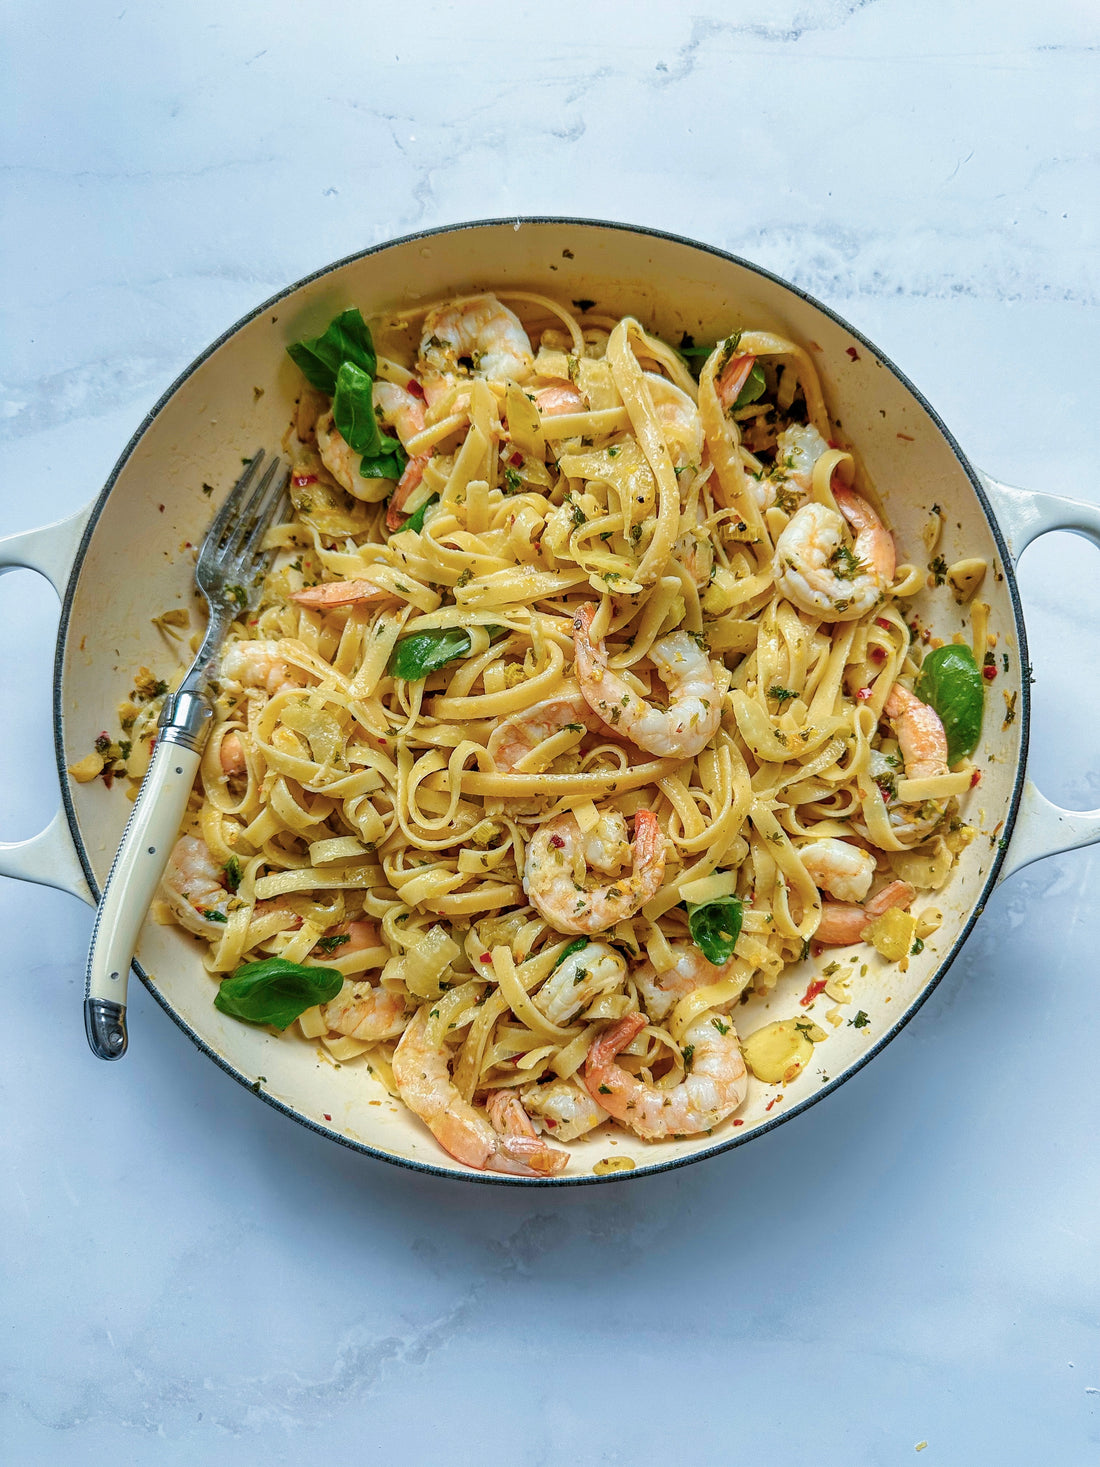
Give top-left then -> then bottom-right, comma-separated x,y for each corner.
3,219 -> 1098,1185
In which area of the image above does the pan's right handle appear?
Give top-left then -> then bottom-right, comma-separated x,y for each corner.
0,504 -> 95,905
979,473 -> 1100,882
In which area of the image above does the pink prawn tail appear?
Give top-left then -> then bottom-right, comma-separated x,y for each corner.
715,354 -> 756,410
865,880 -> 915,920
586,1011 -> 647,1078
630,810 -> 666,901
834,486 -> 897,582
385,455 -> 428,531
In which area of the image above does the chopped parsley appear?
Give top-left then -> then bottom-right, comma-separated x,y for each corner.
767,685 -> 797,704
849,1009 -> 870,1029
317,933 -> 352,954
223,856 -> 242,892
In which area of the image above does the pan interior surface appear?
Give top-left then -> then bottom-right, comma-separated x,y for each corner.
57,220 -> 1027,1182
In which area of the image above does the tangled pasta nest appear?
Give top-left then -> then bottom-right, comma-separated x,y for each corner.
144,290 -> 980,1175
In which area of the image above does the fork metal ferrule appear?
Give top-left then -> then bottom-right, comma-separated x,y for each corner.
157,688 -> 215,752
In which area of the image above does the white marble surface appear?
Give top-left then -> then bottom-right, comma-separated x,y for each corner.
2,3 -> 1098,1462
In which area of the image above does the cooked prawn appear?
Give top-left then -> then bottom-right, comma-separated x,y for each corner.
290,579 -> 394,610
487,683 -> 607,772
219,730 -> 246,779
322,976 -> 406,1041
798,837 -> 876,904
524,809 -> 665,935
573,603 -> 721,759
815,879 -> 916,946
584,1010 -> 748,1140
392,1008 -> 567,1175
534,941 -> 627,1026
161,834 -> 233,936
715,353 -> 756,411
886,684 -> 950,780
535,382 -> 586,416
419,294 -> 534,383
632,942 -> 743,1023
485,1090 -> 570,1173
758,424 -> 829,511
520,1079 -> 608,1141
773,489 -> 895,622
646,373 -> 704,468
315,411 -> 359,495
220,640 -> 300,696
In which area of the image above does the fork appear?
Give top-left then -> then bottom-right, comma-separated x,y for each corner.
84,450 -> 290,1060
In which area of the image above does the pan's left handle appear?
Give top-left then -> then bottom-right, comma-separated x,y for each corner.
0,504 -> 96,906
979,474 -> 1100,883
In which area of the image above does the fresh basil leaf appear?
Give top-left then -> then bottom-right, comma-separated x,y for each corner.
214,957 -> 343,1030
553,937 -> 590,968
332,360 -> 383,456
395,494 -> 439,534
360,435 -> 408,481
687,896 -> 744,966
388,624 -> 507,681
286,308 -> 376,394
732,361 -> 767,410
914,644 -> 984,765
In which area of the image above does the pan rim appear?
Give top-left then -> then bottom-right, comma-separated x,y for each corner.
51,215 -> 1031,1186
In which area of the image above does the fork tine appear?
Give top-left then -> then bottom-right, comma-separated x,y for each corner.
220,456 -> 283,566
197,449 -> 265,564
233,469 -> 291,574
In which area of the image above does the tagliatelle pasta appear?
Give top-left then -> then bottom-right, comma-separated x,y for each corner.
135,290 -> 984,1174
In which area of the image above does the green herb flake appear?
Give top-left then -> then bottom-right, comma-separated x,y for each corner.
317,933 -> 351,954
553,937 -> 589,968
768,685 -> 797,704
223,856 -> 242,893
849,1009 -> 871,1029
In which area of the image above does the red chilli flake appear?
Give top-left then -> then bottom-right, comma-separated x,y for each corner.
982,664 -> 997,681
846,346 -> 860,361
323,1113 -> 331,1122
480,953 -> 493,964
549,833 -> 565,849
870,646 -> 886,664
509,451 -> 523,467
897,432 -> 915,442
765,1098 -> 778,1112
800,977 -> 828,1008
732,1118 -> 744,1127
875,617 -> 892,631
970,769 -> 982,788
405,379 -> 425,399
293,473 -> 318,487
856,686 -> 873,701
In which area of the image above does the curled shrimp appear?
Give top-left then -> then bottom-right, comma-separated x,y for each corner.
886,684 -> 949,780
816,879 -> 916,946
573,603 -> 721,759
520,1079 -> 608,1141
523,809 -> 665,935
219,730 -> 246,779
534,941 -> 627,1026
646,373 -> 704,468
584,1011 -> 748,1140
773,488 -> 895,622
220,640 -> 300,697
632,942 -> 742,1023
487,683 -> 607,772
290,579 -> 395,610
756,424 -> 829,511
535,382 -> 586,416
392,1008 -> 567,1175
715,353 -> 757,410
322,973 -> 406,1042
419,294 -> 534,382
161,834 -> 234,937
798,837 -> 877,904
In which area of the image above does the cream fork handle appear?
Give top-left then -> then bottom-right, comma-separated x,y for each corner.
84,700 -> 211,1058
